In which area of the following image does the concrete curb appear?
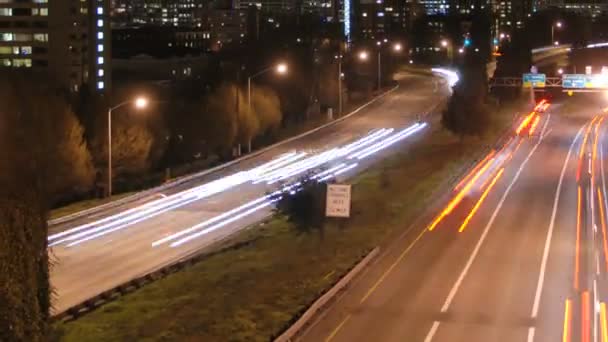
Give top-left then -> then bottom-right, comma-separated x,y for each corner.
49,85 -> 400,227
274,247 -> 380,342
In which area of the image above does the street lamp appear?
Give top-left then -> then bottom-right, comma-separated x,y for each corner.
246,62 -> 287,152
107,96 -> 148,196
335,53 -> 347,115
440,39 -> 453,64
551,21 -> 562,45
359,43 -> 402,91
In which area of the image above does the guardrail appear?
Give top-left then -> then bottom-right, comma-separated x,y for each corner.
274,247 -> 380,342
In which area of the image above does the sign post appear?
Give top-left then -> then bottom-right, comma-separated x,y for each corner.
326,184 -> 352,218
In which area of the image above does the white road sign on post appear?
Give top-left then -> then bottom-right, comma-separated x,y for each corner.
326,184 -> 352,218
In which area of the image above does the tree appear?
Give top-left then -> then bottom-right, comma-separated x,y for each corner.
0,73 -> 95,204
271,175 -> 326,235
442,62 -> 490,139
251,85 -> 282,136
203,83 -> 240,155
469,9 -> 493,63
0,72 -> 70,341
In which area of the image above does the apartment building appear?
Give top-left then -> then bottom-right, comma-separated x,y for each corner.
0,0 -> 111,94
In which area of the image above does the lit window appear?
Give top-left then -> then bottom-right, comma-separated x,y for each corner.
0,8 -> 12,16
98,69 -> 104,77
97,81 -> 104,89
97,57 -> 104,64
40,8 -> 48,16
20,46 -> 32,55
33,33 -> 48,42
97,44 -> 103,52
97,19 -> 103,27
97,32 -> 104,39
97,7 -> 103,15
12,59 -> 32,67
0,33 -> 13,41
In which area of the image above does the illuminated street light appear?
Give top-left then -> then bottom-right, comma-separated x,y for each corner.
107,96 -> 149,196
393,43 -> 402,52
135,97 -> 148,109
359,51 -> 369,60
441,40 -> 448,48
499,33 -> 506,39
554,41 -> 560,46
551,21 -> 563,45
276,63 -> 288,74
558,68 -> 564,74
458,48 -> 464,54
246,62 -> 288,153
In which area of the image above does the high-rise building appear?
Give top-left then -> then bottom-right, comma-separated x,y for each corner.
536,0 -> 608,19
233,0 -> 297,12
0,0 -> 111,94
419,0 -> 450,15
112,0 -> 207,27
355,0 -> 408,40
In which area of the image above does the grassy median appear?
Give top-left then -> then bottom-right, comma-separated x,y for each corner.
52,105 -> 517,342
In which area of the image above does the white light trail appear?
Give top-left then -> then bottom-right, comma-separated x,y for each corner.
52,123 -> 427,248
432,68 -> 460,87
348,123 -> 427,160
169,202 -> 274,247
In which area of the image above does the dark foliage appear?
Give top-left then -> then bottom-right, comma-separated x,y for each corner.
271,176 -> 327,234
0,71 -> 57,341
442,61 -> 490,139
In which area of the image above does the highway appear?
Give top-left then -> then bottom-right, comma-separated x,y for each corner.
300,101 -> 608,342
49,70 -> 452,314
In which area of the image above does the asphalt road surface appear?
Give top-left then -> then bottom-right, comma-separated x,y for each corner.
49,71 -> 451,314
301,102 -> 608,342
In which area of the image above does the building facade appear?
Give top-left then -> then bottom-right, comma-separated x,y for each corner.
537,0 -> 608,19
0,0 -> 111,94
355,0 -> 408,40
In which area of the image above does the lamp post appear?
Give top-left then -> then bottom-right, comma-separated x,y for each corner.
359,42 -> 402,91
441,39 -> 453,64
245,62 -> 287,153
107,97 -> 148,196
336,54 -> 343,115
551,21 -> 562,46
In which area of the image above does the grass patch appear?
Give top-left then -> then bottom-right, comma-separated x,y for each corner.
50,193 -> 135,221
52,105 -> 517,342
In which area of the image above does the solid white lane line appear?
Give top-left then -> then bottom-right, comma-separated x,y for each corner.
424,321 -> 440,342
424,119 -> 551,342
527,327 -> 536,342
595,279 -> 599,342
530,125 -> 584,321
